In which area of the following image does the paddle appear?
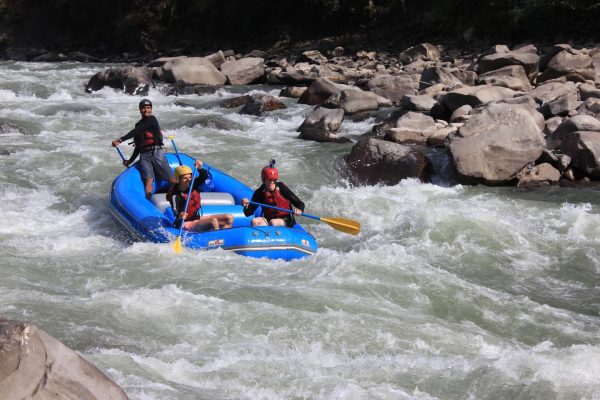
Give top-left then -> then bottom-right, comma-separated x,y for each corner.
115,147 -> 129,168
248,201 -> 360,235
173,167 -> 197,254
168,135 -> 183,166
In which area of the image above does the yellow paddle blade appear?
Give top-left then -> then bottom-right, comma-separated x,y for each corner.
320,217 -> 361,235
173,236 -> 183,254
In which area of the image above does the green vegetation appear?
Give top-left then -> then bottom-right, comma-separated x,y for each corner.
0,0 -> 599,55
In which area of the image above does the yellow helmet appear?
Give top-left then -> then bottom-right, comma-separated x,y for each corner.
174,165 -> 193,180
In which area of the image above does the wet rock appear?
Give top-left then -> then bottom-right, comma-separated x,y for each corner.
297,106 -> 344,134
220,95 -> 251,108
298,78 -> 354,106
343,137 -> 431,185
447,102 -> 545,184
167,80 -> 220,96
85,67 -> 152,95
279,86 -> 307,98
239,93 -> 286,115
0,318 -> 128,400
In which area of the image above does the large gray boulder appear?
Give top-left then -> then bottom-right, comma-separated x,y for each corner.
0,318 -> 128,400
538,48 -> 596,83
343,138 -> 431,185
323,89 -> 380,114
298,78 -> 353,105
366,74 -> 418,104
475,46 -> 540,82
220,57 -> 265,84
549,114 -> 600,149
383,111 -> 437,144
560,131 -> 600,177
438,85 -> 517,114
447,102 -> 545,184
161,57 -> 227,85
297,106 -> 346,143
476,65 -> 533,91
419,66 -> 463,91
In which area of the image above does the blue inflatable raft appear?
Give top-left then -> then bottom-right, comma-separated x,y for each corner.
109,153 -> 318,260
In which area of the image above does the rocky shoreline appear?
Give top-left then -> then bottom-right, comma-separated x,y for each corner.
79,41 -> 600,188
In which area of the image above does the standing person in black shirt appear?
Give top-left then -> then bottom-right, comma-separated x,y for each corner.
111,99 -> 173,200
241,160 -> 304,228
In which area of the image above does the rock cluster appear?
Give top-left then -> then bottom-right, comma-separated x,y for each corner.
85,42 -> 600,187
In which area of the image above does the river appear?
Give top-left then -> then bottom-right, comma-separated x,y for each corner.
1,61 -> 599,400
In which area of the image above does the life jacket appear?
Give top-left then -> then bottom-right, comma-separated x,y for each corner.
167,186 -> 201,221
138,130 -> 157,149
262,185 -> 291,219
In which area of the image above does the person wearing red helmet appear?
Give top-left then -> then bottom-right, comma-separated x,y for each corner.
241,160 -> 304,227
167,160 -> 234,232
111,99 -> 173,200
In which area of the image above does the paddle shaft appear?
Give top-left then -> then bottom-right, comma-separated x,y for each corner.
115,147 -> 129,168
169,136 -> 183,166
176,167 -> 197,238
248,201 -> 319,221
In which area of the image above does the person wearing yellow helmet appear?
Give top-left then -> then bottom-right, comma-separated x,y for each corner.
167,160 -> 234,231
111,99 -> 172,200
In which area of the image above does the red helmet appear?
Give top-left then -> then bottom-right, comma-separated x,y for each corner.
261,166 -> 278,181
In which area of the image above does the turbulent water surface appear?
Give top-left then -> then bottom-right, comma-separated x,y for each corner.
1,61 -> 599,400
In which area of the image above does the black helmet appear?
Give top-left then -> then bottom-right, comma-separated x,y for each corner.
139,99 -> 152,108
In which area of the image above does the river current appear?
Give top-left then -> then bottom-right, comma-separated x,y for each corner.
0,61 -> 599,400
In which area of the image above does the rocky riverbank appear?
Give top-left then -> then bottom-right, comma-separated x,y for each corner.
79,41 -> 600,188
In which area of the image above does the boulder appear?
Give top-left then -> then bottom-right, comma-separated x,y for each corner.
578,82 -> 600,100
85,67 -> 152,95
383,111 -> 437,144
439,85 -> 517,114
399,43 -> 441,64
560,130 -> 600,178
400,94 -> 437,111
239,93 -> 287,115
161,57 -> 227,85
527,80 -> 577,105
280,86 -> 307,98
419,66 -> 463,91
343,138 -> 431,185
549,114 -> 600,148
0,318 -> 128,400
516,163 -> 561,187
323,89 -> 379,114
577,97 -> 600,119
475,47 -> 540,82
366,74 -> 418,104
476,65 -> 533,91
298,78 -> 354,106
447,102 -> 545,184
538,48 -> 596,83
540,92 -> 581,118
220,95 -> 251,108
297,106 -> 344,133
220,57 -> 265,84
